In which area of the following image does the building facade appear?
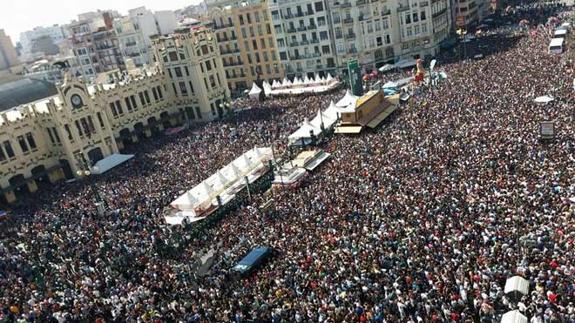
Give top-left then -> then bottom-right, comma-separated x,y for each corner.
114,7 -> 178,68
151,27 -> 231,121
269,0 -> 338,78
19,25 -> 68,61
206,0 -> 284,93
0,30 -> 19,71
0,28 -> 230,204
69,12 -> 124,82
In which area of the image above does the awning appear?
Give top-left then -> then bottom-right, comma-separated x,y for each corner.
501,310 -> 528,323
367,105 -> 398,128
335,126 -> 363,134
92,154 -> 135,175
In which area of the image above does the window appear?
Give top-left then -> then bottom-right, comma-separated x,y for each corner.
3,141 -> 14,158
405,14 -> 411,24
383,19 -> 389,29
109,103 -> 118,117
422,24 -> 427,33
201,45 -> 208,55
87,117 -> 96,133
180,52 -> 185,60
97,112 -> 105,128
188,81 -> 195,94
175,67 -> 182,77
172,83 -> 178,97
17,135 -> 28,153
46,128 -> 55,144
26,133 -> 36,149
184,66 -> 189,76
195,107 -> 202,119
125,98 -> 132,111
169,51 -> 178,61
52,128 -> 61,143
255,11 -> 260,23
152,88 -> 158,101
139,92 -> 146,106
130,95 -> 138,110
413,13 -> 419,22
322,45 -> 330,54
421,11 -> 426,20
315,2 -> 323,11
144,91 -> 151,104
157,86 -> 163,99
179,82 -> 188,96
407,27 -> 412,36
167,69 -> 173,78
414,25 -> 420,34
367,22 -> 374,33
206,60 -> 212,71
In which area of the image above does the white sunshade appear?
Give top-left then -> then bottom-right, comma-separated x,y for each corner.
311,108 -> 337,130
534,95 -> 554,103
326,73 -> 334,82
395,59 -> 417,69
91,154 -> 135,175
501,310 -> 528,323
288,118 -> 322,142
504,276 -> 530,295
379,64 -> 395,72
336,90 -> 359,108
248,83 -> 262,99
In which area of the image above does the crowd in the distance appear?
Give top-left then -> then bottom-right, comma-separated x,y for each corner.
1,2 -> 575,322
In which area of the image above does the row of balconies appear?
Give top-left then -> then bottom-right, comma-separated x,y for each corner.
223,60 -> 244,67
220,48 -> 241,55
283,11 -> 315,19
289,52 -> 321,60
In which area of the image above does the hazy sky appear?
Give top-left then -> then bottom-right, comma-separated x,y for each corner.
2,0 -> 203,43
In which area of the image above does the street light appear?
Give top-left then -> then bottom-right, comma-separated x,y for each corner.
456,28 -> 468,62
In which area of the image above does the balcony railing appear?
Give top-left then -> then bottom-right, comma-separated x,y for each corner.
398,5 -> 410,12
345,33 -> 356,39
300,40 -> 309,45
286,27 -> 296,33
290,41 -> 299,47
341,2 -> 352,8
333,18 -> 341,24
297,26 -> 307,32
343,17 -> 354,24
335,33 -> 343,39
381,9 -> 391,16
310,38 -> 320,44
308,24 -> 317,30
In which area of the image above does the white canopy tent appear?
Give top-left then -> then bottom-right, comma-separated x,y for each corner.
170,147 -> 273,215
311,108 -> 338,130
336,90 -> 359,108
501,310 -> 528,323
395,59 -> 417,69
262,81 -> 273,97
379,64 -> 395,72
534,95 -> 554,103
288,118 -> 322,145
504,276 -> 530,296
91,154 -> 135,174
248,83 -> 262,100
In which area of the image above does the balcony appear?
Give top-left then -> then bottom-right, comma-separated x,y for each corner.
433,8 -> 447,18
125,42 -> 137,47
297,26 -> 307,32
317,64 -> 323,69
381,9 -> 391,16
300,40 -> 309,45
398,5 -> 410,12
286,27 -> 296,33
223,61 -> 244,67
221,48 -> 241,55
290,41 -> 299,47
345,33 -> 356,39
310,38 -> 320,44
290,52 -> 321,60
343,17 -> 354,24
333,18 -> 341,24
304,11 -> 314,16
341,2 -> 352,8
214,23 -> 233,30
335,33 -> 343,39
308,24 -> 317,30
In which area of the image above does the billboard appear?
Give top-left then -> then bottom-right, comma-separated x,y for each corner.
348,59 -> 363,97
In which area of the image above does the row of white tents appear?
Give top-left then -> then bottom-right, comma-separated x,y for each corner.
166,147 -> 273,225
248,73 -> 340,99
288,90 -> 359,145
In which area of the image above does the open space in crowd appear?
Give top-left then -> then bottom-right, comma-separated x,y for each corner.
2,4 -> 575,323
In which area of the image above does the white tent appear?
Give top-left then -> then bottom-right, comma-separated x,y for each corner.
534,95 -> 554,103
395,59 -> 417,69
324,100 -> 339,120
91,154 -> 135,174
379,64 -> 395,72
248,83 -> 262,100
272,80 -> 280,88
303,75 -> 310,84
288,118 -> 321,144
263,81 -> 273,97
311,108 -> 337,130
326,73 -> 334,83
314,73 -> 321,83
282,77 -> 290,87
336,90 -> 358,108
501,310 -> 528,323
504,276 -> 530,295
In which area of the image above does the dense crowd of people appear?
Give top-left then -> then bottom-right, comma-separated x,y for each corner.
1,3 -> 575,322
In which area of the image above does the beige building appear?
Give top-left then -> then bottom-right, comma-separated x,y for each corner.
0,28 -> 230,204
205,0 -> 284,93
0,29 -> 19,71
151,27 -> 231,120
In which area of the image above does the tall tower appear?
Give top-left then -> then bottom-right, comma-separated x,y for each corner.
0,29 -> 19,71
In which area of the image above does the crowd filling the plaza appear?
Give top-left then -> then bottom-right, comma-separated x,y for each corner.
2,2 -> 575,322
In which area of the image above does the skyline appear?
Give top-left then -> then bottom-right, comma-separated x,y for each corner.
2,0 -> 203,43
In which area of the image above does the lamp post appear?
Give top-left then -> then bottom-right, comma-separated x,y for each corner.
76,154 -> 105,214
456,28 -> 468,63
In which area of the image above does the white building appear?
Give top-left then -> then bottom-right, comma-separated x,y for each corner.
114,7 -> 178,67
269,0 -> 338,78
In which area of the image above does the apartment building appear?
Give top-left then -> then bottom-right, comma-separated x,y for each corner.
455,0 -> 479,27
0,28 -> 230,203
150,27 -> 230,121
269,0 -> 337,78
114,7 -> 178,67
69,12 -> 124,82
206,0 -> 284,93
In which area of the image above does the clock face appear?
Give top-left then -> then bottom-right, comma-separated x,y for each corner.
70,94 -> 83,109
